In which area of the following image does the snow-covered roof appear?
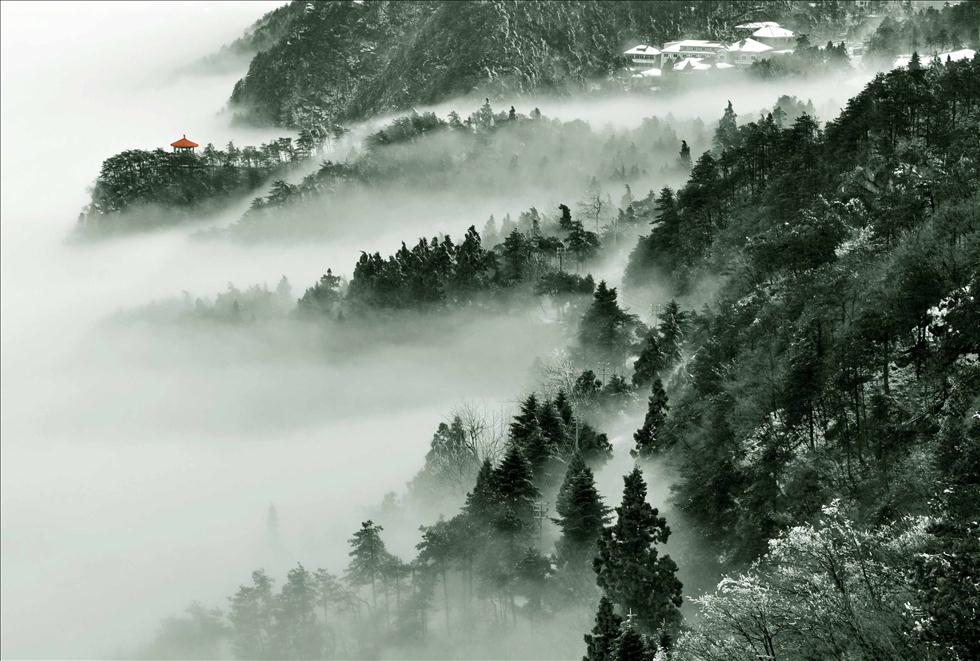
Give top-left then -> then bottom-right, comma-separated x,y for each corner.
673,57 -> 713,71
624,44 -> 661,56
892,48 -> 976,68
727,38 -> 773,53
753,25 -> 795,39
715,62 -> 736,69
735,21 -> 781,29
632,67 -> 663,78
662,39 -> 725,52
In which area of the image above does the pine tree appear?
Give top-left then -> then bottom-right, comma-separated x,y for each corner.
274,563 -> 322,659
555,454 -> 608,564
493,445 -> 539,543
632,379 -> 669,459
559,203 -> 574,231
554,389 -> 575,426
583,596 -> 622,661
416,521 -> 455,634
537,400 -> 567,452
657,300 -> 685,368
714,100 -> 739,153
347,521 -> 388,608
578,281 -> 636,367
594,468 -> 682,638
632,330 -> 666,388
510,394 -> 539,444
228,569 -> 276,659
614,622 -> 649,661
677,140 -> 692,170
464,459 -> 499,527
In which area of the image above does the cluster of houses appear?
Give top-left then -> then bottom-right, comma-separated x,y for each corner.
624,21 -> 797,78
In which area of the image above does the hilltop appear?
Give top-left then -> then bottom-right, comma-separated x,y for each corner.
225,0 -> 832,128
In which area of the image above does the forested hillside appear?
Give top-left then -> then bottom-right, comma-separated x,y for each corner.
628,55 -> 980,659
77,133 -> 327,234
227,0 -> 844,128
136,56 -> 979,660
229,100 -> 705,240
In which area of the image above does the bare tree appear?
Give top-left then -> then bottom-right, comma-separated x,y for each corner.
451,400 -> 507,465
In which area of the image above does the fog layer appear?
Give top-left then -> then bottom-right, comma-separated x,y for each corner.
2,3 -> 878,658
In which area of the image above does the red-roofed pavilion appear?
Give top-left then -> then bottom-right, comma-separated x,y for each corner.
170,134 -> 199,154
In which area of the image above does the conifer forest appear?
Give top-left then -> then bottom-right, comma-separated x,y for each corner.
1,1 -> 978,659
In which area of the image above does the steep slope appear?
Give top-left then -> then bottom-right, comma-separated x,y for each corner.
228,0 -> 816,128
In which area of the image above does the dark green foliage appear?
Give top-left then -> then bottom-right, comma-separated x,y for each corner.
632,330 -> 665,388
583,596 -> 622,661
577,281 -> 640,367
749,38 -> 851,79
297,269 -> 344,316
866,3 -> 979,65
229,0 -> 809,128
625,57 -> 980,566
509,392 -> 613,484
555,454 -> 609,566
346,521 -> 389,607
79,134 -> 322,233
332,215 -> 602,313
493,445 -> 539,542
632,379 -> 668,459
594,468 -> 682,638
613,623 -> 649,661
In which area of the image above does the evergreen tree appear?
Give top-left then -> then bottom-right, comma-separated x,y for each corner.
464,458 -> 500,526
347,521 -> 388,608
677,140 -> 692,170
559,203 -> 574,231
537,401 -> 566,452
578,281 -> 637,367
657,300 -> 686,368
565,219 -> 601,267
510,394 -> 539,444
554,389 -> 575,426
632,330 -> 666,388
555,454 -> 608,564
298,268 -> 343,315
493,445 -> 539,544
228,569 -> 276,659
714,100 -> 739,152
416,520 -> 455,634
583,596 -> 622,661
632,379 -> 668,459
594,468 -> 682,638
613,622 -> 649,661
274,563 -> 322,659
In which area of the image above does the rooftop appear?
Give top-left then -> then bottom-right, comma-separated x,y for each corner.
735,21 -> 781,29
662,39 -> 724,52
624,44 -> 661,56
752,25 -> 795,39
170,134 -> 199,148
727,38 -> 773,53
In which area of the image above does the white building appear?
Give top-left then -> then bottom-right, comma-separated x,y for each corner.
726,37 -> 774,65
659,39 -> 726,67
623,44 -> 661,68
751,25 -> 796,49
